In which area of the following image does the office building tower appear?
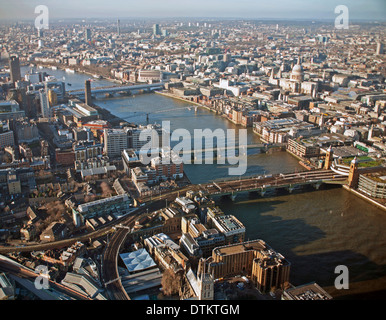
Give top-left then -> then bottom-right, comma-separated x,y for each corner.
85,28 -> 91,42
209,239 -> 291,293
153,24 -> 161,36
39,88 -> 50,118
48,89 -> 57,106
127,124 -> 163,150
103,128 -> 128,158
117,19 -> 121,35
376,42 -> 384,55
9,55 -> 21,84
85,80 -> 92,106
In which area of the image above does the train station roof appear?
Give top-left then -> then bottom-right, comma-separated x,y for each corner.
119,248 -> 157,273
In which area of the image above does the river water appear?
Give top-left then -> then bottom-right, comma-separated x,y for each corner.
23,66 -> 386,299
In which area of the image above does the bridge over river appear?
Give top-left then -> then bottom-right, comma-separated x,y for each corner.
139,169 -> 348,203
199,169 -> 347,200
67,83 -> 164,98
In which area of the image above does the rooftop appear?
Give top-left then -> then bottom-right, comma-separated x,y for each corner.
119,248 -> 157,273
213,239 -> 267,256
213,215 -> 245,233
283,282 -> 332,300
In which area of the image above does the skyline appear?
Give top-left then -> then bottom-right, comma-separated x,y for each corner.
0,0 -> 385,22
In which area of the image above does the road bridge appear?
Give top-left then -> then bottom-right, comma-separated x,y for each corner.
67,83 -> 164,98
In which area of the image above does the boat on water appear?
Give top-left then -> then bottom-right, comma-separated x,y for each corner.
65,68 -> 75,73
51,66 -> 57,70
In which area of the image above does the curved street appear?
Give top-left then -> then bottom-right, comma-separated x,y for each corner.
101,199 -> 166,300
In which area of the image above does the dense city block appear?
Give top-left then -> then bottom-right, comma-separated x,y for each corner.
0,13 -> 385,301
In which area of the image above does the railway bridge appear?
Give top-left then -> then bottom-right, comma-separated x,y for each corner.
198,169 -> 347,200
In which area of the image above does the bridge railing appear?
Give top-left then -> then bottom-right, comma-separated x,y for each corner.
67,83 -> 165,94
209,168 -> 339,185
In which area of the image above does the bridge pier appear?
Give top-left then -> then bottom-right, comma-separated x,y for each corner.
314,182 -> 322,190
248,191 -> 260,198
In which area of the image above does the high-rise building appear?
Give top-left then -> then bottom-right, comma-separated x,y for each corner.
376,42 -> 384,55
48,89 -> 57,106
103,128 -> 128,158
9,55 -> 21,84
126,124 -> 163,150
39,88 -> 50,118
117,19 -> 121,35
153,24 -> 161,36
85,28 -> 92,42
85,80 -> 92,106
37,28 -> 44,38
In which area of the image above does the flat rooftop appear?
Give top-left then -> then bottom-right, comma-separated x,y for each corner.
361,168 -> 386,182
284,282 -> 332,300
213,239 -> 266,256
324,145 -> 367,158
213,215 -> 245,233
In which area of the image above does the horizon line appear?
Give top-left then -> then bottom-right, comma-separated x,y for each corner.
2,16 -> 386,23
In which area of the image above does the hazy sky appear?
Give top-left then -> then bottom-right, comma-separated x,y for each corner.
0,0 -> 385,21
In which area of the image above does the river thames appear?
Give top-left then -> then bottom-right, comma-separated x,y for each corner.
23,66 -> 386,299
